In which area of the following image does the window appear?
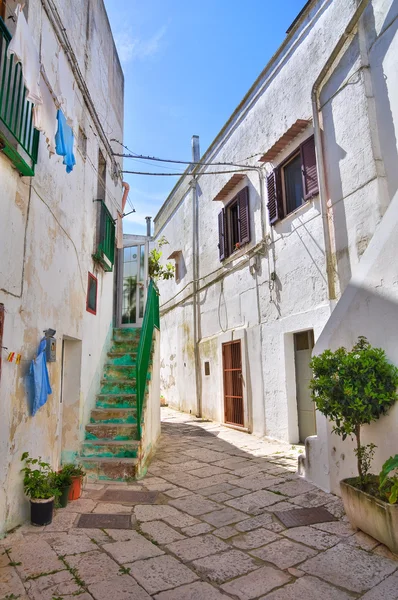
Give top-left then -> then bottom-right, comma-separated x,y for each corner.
97,149 -> 106,200
93,201 -> 116,271
78,128 -> 87,159
267,136 -> 318,224
86,273 -> 98,315
218,186 -> 250,261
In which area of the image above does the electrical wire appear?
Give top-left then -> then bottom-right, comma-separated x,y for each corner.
111,139 -> 264,170
122,168 -> 257,176
116,153 -> 260,171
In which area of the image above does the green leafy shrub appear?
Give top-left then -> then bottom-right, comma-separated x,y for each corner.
21,453 -> 59,500
61,463 -> 86,478
149,237 -> 175,281
310,337 -> 398,483
379,455 -> 398,504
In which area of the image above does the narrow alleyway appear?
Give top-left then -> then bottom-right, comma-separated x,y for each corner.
1,408 -> 397,600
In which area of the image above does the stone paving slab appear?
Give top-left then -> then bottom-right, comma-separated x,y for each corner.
169,494 -> 223,516
0,566 -> 27,598
191,549 -> 260,583
225,489 -> 282,513
231,527 -> 281,550
103,532 -> 164,563
66,550 -> 121,584
128,555 -> 199,594
260,574 -> 353,600
10,538 -> 64,580
141,520 -> 186,544
221,565 -> 291,599
24,569 -> 81,600
166,534 -> 228,562
88,574 -> 152,599
250,538 -> 318,569
300,543 -> 398,593
201,507 -> 249,527
154,581 -> 231,599
1,407 -> 398,600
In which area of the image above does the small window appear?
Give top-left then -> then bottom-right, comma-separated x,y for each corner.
218,186 -> 250,261
97,149 -> 106,201
78,128 -> 87,159
204,361 -> 210,376
93,201 -> 116,271
283,152 -> 303,214
86,273 -> 98,315
267,136 -> 318,224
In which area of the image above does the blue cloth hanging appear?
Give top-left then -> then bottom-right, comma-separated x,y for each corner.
55,109 -> 76,173
30,338 -> 52,416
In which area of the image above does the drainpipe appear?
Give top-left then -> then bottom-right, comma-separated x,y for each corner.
311,0 -> 370,301
191,135 -> 202,417
121,181 -> 130,214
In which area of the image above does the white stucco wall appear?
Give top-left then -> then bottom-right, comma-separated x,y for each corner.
155,0 -> 382,444
303,0 -> 398,493
0,0 -> 123,534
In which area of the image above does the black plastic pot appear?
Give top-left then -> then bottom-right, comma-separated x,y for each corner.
58,485 -> 71,508
30,497 -> 54,526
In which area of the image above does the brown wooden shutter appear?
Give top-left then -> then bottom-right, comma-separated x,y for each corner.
238,186 -> 250,245
267,170 -> 282,224
218,208 -> 227,261
301,136 -> 319,199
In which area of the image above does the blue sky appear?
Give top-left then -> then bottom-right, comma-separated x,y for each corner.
104,0 -> 307,234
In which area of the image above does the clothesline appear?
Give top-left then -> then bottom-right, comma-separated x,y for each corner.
8,3 -> 76,172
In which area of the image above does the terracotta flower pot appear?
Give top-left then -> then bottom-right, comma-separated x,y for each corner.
68,475 -> 83,501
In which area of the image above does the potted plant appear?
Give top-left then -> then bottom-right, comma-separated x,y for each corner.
310,336 -> 398,552
61,464 -> 86,501
54,468 -> 73,508
21,452 -> 59,526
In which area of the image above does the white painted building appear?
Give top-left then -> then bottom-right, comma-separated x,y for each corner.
0,0 -> 124,533
154,0 -> 398,493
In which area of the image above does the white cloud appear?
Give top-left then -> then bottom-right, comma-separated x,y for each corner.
115,25 -> 168,64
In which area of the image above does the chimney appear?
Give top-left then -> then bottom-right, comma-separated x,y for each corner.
145,216 -> 152,237
191,135 -> 200,164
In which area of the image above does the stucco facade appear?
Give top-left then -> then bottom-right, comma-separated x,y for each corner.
0,0 -> 124,533
155,0 -> 398,493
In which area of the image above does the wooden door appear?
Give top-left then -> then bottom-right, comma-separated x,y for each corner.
222,340 -> 244,427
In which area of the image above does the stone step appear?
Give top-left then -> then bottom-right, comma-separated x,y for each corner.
96,394 -> 137,409
100,380 -> 136,395
110,342 -> 140,354
81,457 -> 138,481
85,423 -> 138,441
113,328 -> 141,343
90,408 -> 137,424
107,351 -> 137,366
81,439 -> 139,459
103,364 -> 136,380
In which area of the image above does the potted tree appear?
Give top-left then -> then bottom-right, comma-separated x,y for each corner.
21,452 -> 59,526
61,464 -> 86,501
310,336 -> 398,552
54,468 -> 73,508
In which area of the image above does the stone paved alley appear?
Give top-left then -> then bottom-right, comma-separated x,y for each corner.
1,408 -> 398,600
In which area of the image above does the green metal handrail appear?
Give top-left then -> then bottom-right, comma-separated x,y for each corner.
136,279 -> 160,439
0,16 -> 39,176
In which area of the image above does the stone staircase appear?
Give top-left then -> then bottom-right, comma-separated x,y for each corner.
81,328 -> 142,481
